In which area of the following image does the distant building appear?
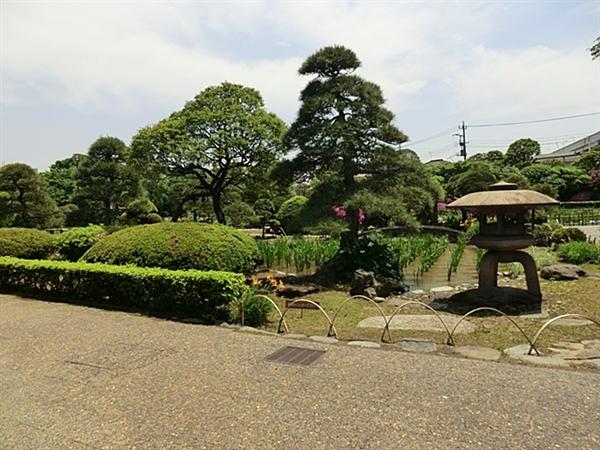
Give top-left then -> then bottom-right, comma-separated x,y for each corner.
424,158 -> 448,165
534,130 -> 600,164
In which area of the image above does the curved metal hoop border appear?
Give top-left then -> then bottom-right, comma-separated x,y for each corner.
528,313 -> 600,355
252,294 -> 289,333
447,306 -> 539,356
382,301 -> 453,345
328,295 -> 392,342
277,298 -> 338,338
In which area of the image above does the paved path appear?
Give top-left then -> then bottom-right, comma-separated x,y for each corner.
576,225 -> 600,242
1,294 -> 599,449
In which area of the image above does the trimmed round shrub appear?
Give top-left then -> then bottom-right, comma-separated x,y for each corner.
277,195 -> 308,233
81,222 -> 260,272
557,241 -> 600,264
122,199 -> 162,225
0,228 -> 57,259
57,225 -> 105,261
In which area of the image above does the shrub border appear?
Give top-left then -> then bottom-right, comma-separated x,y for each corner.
0,257 -> 246,320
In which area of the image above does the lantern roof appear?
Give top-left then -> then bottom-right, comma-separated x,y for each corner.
447,181 -> 559,209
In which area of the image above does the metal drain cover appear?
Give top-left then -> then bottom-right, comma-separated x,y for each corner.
266,346 -> 325,366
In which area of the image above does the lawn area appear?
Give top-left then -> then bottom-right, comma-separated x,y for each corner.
262,269 -> 600,358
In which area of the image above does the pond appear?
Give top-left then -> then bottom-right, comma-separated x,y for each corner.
404,245 -> 478,291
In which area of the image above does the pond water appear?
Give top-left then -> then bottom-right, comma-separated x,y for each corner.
260,244 -> 480,291
403,245 -> 479,291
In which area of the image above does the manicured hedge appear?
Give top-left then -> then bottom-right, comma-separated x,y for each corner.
0,257 -> 246,320
57,225 -> 105,261
81,222 -> 260,273
0,228 -> 57,259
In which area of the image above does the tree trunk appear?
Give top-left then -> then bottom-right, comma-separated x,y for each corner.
212,192 -> 226,224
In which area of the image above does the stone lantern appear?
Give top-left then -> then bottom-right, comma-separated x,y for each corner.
447,181 -> 558,300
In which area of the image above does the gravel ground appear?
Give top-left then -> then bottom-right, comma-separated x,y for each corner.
1,294 -> 599,449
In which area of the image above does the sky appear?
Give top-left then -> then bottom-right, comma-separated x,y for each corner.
1,0 -> 599,170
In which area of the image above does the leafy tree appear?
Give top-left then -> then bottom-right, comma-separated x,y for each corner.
42,154 -> 85,206
223,200 -> 258,228
521,163 -> 590,200
74,136 -> 140,225
505,138 -> 541,168
285,46 -> 407,191
283,46 -> 439,235
484,150 -> 506,166
130,82 -> 287,224
253,198 -> 278,237
142,174 -> 202,222
0,163 -> 59,228
590,36 -> 600,60
574,147 -> 600,173
446,162 -> 499,197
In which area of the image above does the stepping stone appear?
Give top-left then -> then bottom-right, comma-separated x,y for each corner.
552,318 -> 595,326
396,338 -> 436,353
518,311 -> 549,319
309,336 -> 338,344
504,344 -> 570,367
357,315 -> 475,334
411,289 -> 426,295
347,340 -> 380,349
239,326 -> 274,335
454,345 -> 501,361
549,342 -> 585,352
430,286 -> 454,293
281,333 -> 307,340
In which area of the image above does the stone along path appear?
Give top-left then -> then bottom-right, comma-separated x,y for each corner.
1,294 -> 599,449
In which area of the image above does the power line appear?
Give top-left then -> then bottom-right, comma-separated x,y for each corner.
404,128 -> 454,146
468,112 -> 600,128
468,130 -> 596,144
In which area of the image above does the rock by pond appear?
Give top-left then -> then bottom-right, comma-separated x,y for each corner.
540,264 -> 588,281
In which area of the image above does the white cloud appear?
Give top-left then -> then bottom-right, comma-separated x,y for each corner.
0,1 -> 498,121
449,45 -> 600,120
1,0 -> 598,168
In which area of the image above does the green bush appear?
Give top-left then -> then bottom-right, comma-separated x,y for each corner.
121,198 -> 161,225
557,242 -> 600,264
0,257 -> 245,320
57,225 -> 105,261
550,227 -> 587,244
81,222 -> 260,272
334,232 -> 400,280
304,219 -> 347,238
231,291 -> 273,327
224,201 -> 258,228
277,195 -> 308,233
532,221 -> 588,247
0,228 -> 57,259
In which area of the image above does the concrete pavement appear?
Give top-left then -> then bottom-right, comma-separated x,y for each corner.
1,294 -> 599,449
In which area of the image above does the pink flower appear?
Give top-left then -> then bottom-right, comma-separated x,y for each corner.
357,209 -> 365,224
333,206 -> 347,219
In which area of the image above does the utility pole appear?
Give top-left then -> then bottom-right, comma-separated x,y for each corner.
457,121 -> 467,161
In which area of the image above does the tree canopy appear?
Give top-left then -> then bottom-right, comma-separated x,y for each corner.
285,45 -> 408,190
0,163 -> 58,228
505,138 -> 541,168
130,82 -> 287,224
73,136 -> 140,225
